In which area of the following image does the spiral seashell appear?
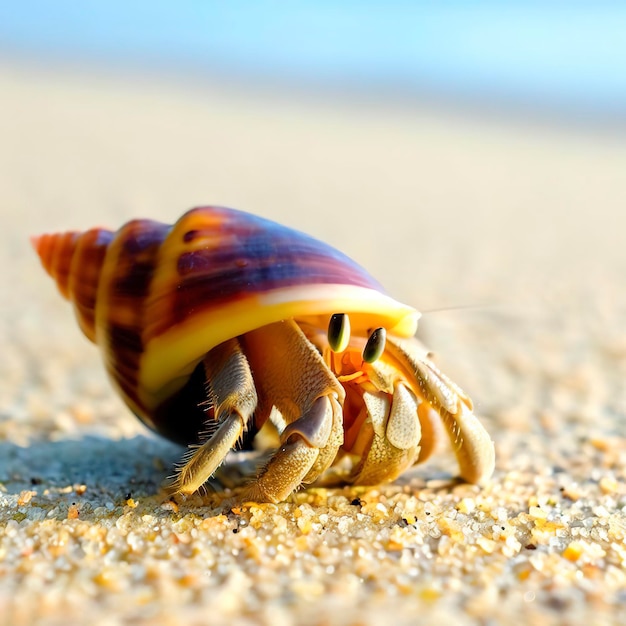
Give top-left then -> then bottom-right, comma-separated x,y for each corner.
33,205 -> 494,502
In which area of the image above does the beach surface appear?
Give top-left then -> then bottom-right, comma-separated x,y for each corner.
1,61 -> 625,625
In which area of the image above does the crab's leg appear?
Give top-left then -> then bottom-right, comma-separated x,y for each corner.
240,320 -> 345,503
170,338 -> 258,495
386,337 -> 495,484
348,383 -> 422,485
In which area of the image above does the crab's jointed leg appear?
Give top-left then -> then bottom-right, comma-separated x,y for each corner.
386,336 -> 495,484
241,320 -> 345,503
348,383 -> 423,485
170,338 -> 258,495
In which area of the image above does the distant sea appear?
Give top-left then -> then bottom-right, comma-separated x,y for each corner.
1,2 -> 624,119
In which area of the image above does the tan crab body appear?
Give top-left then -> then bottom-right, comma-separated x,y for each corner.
33,206 -> 494,502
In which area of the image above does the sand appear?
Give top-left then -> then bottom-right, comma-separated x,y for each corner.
1,60 -> 625,625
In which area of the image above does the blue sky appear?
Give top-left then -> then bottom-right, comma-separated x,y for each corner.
1,2 -> 625,116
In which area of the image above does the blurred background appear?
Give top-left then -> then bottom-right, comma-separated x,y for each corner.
1,2 -> 626,118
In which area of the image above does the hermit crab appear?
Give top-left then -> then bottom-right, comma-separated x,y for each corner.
32,206 -> 494,502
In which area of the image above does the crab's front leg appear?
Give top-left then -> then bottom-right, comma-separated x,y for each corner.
386,336 -> 495,484
240,320 -> 345,503
346,382 -> 423,485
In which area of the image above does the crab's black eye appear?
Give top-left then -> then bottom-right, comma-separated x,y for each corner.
362,327 -> 386,363
327,313 -> 350,353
